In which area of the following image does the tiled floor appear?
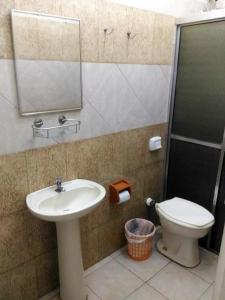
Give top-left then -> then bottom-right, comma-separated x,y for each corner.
52,246 -> 218,300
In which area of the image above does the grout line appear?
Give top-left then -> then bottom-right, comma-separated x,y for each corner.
84,257 -> 113,278
83,95 -> 114,132
114,257 -> 146,283
150,285 -> 170,300
123,282 -> 146,300
114,249 -> 171,284
196,282 -> 214,300
186,266 -> 215,285
147,260 -> 172,284
85,285 -> 102,300
116,64 -> 149,115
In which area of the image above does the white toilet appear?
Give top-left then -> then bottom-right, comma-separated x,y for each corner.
156,197 -> 215,268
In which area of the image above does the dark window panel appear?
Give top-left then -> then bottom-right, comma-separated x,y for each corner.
172,21 -> 225,144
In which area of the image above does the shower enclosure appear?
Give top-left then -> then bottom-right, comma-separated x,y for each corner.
165,17 -> 225,253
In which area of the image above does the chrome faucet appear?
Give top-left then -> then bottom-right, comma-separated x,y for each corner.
55,177 -> 65,193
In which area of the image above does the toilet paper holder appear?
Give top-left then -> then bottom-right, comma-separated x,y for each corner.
109,179 -> 131,203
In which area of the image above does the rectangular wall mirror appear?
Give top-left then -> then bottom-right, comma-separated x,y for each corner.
11,9 -> 82,116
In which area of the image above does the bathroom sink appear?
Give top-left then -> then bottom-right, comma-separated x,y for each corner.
26,179 -> 106,300
26,179 -> 106,222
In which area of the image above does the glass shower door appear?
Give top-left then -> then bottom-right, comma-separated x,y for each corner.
166,20 -> 225,252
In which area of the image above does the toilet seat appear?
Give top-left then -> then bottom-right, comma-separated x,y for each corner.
156,197 -> 214,228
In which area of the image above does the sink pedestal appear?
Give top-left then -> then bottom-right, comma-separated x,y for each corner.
56,219 -> 86,300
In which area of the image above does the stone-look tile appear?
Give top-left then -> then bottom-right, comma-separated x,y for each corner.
80,181 -> 111,231
79,0 -> 100,63
98,0 -> 129,64
0,0 -> 14,59
152,14 -> 175,65
0,261 -> 38,300
84,256 -> 113,277
123,124 -> 166,174
25,144 -> 67,192
67,133 -> 124,182
116,248 -> 170,281
198,284 -> 214,300
188,248 -> 218,284
0,152 -> 28,217
148,262 -> 210,300
126,8 -> 155,64
35,250 -> 59,298
85,260 -> 143,300
65,140 -> 81,180
81,226 -> 99,270
144,161 -> 164,199
1,0 -> 175,64
0,271 -> 9,300
98,216 -> 126,259
0,212 -> 31,273
24,210 -> 57,257
126,284 -> 167,300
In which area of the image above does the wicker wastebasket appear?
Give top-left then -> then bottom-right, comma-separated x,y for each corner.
125,218 -> 156,261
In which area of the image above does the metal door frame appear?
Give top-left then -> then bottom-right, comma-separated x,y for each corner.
163,16 -> 225,253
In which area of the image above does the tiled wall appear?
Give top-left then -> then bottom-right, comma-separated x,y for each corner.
0,61 -> 171,155
0,0 -> 173,299
1,0 -> 175,64
0,123 -> 167,299
0,0 -> 174,156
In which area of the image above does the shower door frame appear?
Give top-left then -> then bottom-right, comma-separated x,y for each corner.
163,15 -> 225,253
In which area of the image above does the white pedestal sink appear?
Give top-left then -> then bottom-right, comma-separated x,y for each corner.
26,179 -> 106,300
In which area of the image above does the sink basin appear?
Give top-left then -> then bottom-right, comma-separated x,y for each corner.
26,179 -> 106,300
26,179 -> 106,222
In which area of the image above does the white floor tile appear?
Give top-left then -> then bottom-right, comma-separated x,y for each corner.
188,248 -> 218,284
50,286 -> 100,300
125,284 -> 167,300
116,248 -> 170,281
86,287 -> 101,300
84,260 -> 143,300
110,246 -> 127,259
198,284 -> 214,300
84,256 -> 113,277
148,262 -> 210,300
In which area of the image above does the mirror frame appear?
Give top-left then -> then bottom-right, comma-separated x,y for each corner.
11,9 -> 83,116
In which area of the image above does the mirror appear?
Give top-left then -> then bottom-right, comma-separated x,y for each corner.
11,10 -> 82,116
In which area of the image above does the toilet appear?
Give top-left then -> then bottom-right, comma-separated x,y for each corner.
155,197 -> 215,268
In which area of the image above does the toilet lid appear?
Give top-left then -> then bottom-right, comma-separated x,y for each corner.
157,197 -> 214,227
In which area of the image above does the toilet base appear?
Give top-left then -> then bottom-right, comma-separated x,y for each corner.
157,230 -> 200,268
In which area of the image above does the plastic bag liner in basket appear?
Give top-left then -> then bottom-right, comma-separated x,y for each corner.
125,218 -> 156,261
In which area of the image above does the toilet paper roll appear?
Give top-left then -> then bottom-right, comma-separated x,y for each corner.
118,190 -> 130,204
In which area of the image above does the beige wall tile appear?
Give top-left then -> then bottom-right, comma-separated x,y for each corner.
0,212 -> 31,273
126,8 -> 155,64
0,271 -> 8,300
25,144 -> 67,192
24,210 -> 57,257
152,14 -> 175,65
81,226 -> 99,269
0,0 -> 175,64
8,261 -> 38,300
12,10 -> 80,61
144,161 -> 164,200
0,0 -> 15,59
35,250 -> 59,298
0,123 -> 167,296
0,152 -> 28,217
98,216 -> 125,259
0,261 -> 38,300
